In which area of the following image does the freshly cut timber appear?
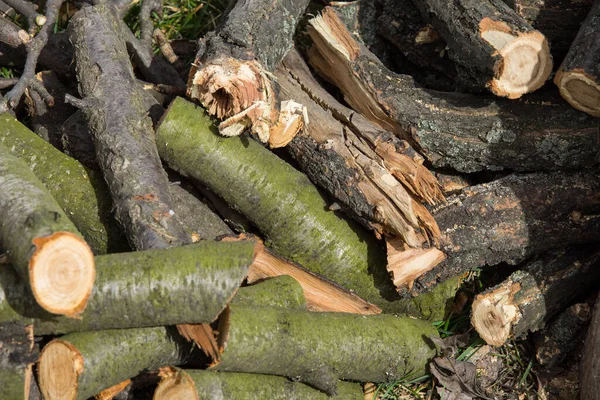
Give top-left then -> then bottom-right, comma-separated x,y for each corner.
581,295 -> 600,400
535,303 -> 591,368
69,4 -> 190,250
154,367 -> 363,400
0,141 -> 95,317
0,240 -> 255,335
210,304 -> 438,395
554,0 -> 600,116
471,246 -> 600,346
402,172 -> 600,296
0,113 -> 127,254
187,0 -> 309,146
157,97 -> 460,317
0,321 -> 38,400
277,49 -> 443,243
307,7 -> 598,173
410,0 -> 552,97
38,326 -> 199,400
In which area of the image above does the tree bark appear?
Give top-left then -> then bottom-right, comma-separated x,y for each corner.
0,140 -> 95,317
211,304 -> 438,395
0,321 -> 38,400
69,3 -> 190,250
0,241 -> 255,335
277,49 -> 443,244
405,172 -> 600,296
554,0 -> 600,117
307,7 -> 598,173
154,367 -> 363,400
471,246 -> 600,346
410,0 -> 552,98
231,275 -> 307,310
187,0 -> 310,145
580,294 -> 600,400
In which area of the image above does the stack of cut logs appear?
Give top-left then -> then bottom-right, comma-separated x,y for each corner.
0,0 -> 599,398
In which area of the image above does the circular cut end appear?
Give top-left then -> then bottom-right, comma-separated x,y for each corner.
154,368 -> 198,400
555,71 -> 600,117
491,32 -> 552,99
471,289 -> 518,347
38,340 -> 83,400
30,232 -> 95,316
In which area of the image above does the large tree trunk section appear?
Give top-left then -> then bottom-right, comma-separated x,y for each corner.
276,49 -> 442,244
306,8 -> 598,173
0,141 -> 95,317
410,0 -> 551,98
534,303 -> 591,368
156,96 -> 405,312
211,304 -> 438,395
69,4 -> 190,250
0,321 -> 38,400
554,0 -> 600,117
0,240 -> 255,335
580,294 -> 600,400
154,367 -> 363,400
471,246 -> 600,346
38,327 -> 198,400
187,0 -> 309,145
404,172 -> 600,297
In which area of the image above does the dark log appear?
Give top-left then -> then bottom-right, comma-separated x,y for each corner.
554,0 -> 600,117
68,3 -> 190,250
580,294 -> 600,400
410,0 -> 552,97
187,0 -> 310,145
153,368 -> 363,400
0,321 -> 38,400
407,172 -> 600,296
471,246 -> 600,346
0,241 -> 255,335
210,304 -> 438,395
0,140 -> 95,317
534,303 -> 591,368
277,49 -> 443,244
307,8 -> 599,173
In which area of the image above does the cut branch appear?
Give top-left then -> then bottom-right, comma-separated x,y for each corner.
0,321 -> 38,400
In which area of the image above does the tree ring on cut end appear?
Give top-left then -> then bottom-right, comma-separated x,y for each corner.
38,340 -> 83,400
555,71 -> 600,117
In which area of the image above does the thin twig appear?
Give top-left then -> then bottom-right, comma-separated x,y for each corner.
139,0 -> 161,47
28,77 -> 54,106
0,77 -> 18,89
0,15 -> 29,47
1,0 -> 46,34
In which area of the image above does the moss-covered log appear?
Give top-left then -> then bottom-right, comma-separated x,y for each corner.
231,275 -> 306,310
0,240 -> 255,335
405,172 -> 600,297
38,327 -> 198,400
0,105 -> 127,254
154,368 -> 363,400
471,246 -> 600,346
211,304 -> 438,394
277,49 -> 442,244
0,140 -> 95,317
307,8 -> 598,173
581,294 -> 600,400
554,0 -> 600,116
187,0 -> 310,144
0,321 -> 38,400
69,4 -> 190,250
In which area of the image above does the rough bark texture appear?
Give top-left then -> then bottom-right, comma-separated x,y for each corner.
0,113 -> 127,254
0,241 -> 255,335
409,172 -> 600,296
534,303 -> 591,368
0,321 -> 38,400
212,304 -> 438,395
69,3 -> 190,250
554,0 -> 600,116
307,8 -> 599,173
38,327 -> 198,400
410,0 -> 551,97
471,246 -> 600,346
277,49 -> 442,244
581,294 -> 600,400
154,368 -> 363,400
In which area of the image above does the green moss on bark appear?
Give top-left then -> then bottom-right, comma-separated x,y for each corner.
231,276 -> 307,309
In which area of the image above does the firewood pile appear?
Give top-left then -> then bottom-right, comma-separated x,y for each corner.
0,0 -> 599,398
